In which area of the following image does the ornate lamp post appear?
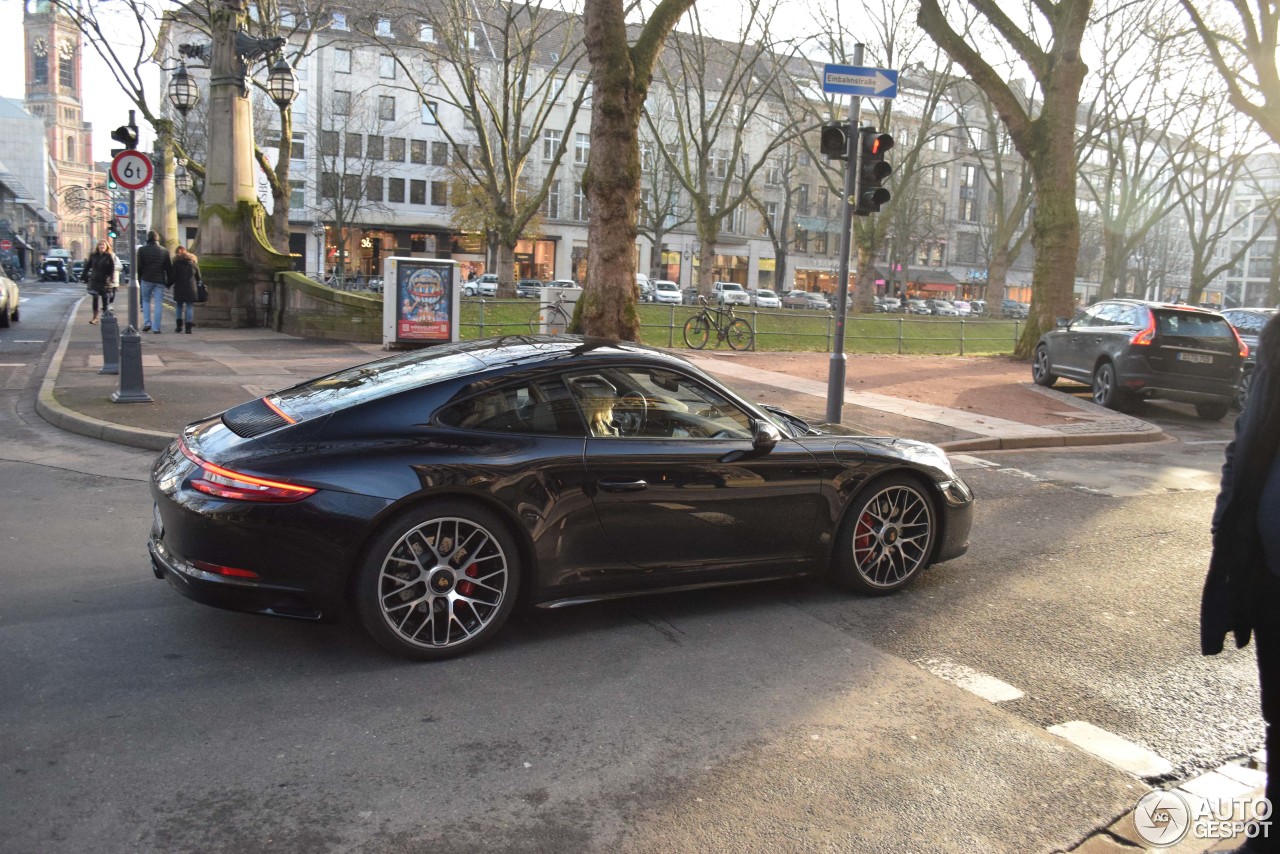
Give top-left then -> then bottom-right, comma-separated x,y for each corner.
311,221 -> 325,278
171,0 -> 294,327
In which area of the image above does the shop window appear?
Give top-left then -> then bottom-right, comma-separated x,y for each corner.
410,179 -> 426,204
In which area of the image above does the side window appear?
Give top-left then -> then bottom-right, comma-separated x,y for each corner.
1079,304 -> 1110,327
565,367 -> 753,439
437,379 -> 585,436
1113,306 -> 1140,327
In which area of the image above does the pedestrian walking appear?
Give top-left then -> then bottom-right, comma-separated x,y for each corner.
169,245 -> 202,334
1204,312 -> 1280,852
136,231 -> 172,333
81,239 -> 117,324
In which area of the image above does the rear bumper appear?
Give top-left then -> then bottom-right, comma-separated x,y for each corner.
1117,357 -> 1240,404
149,536 -> 326,620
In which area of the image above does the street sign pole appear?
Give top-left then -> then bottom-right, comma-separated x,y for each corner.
826,43 -> 864,424
111,111 -> 152,403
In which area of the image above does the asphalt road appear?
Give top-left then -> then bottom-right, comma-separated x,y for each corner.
0,285 -> 1258,853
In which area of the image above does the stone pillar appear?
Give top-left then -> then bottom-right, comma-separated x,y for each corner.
193,0 -> 290,328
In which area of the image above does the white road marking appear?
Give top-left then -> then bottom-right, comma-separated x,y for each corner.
1048,721 -> 1174,778
949,454 -> 1000,468
0,362 -> 27,367
1182,439 -> 1231,445
916,658 -> 1025,703
13,340 -> 43,344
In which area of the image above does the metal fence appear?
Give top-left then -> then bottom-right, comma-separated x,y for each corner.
462,298 -> 1024,356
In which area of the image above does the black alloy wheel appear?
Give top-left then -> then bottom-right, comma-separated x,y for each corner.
355,501 -> 520,660
1032,345 -> 1057,387
1236,368 -> 1253,411
1092,362 -> 1129,411
832,475 -> 937,595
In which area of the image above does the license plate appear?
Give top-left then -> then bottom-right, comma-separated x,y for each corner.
1177,352 -> 1213,364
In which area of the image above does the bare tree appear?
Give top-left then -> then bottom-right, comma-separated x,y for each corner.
745,143 -> 804,294
312,93 -> 399,284
1180,0 -> 1280,144
636,114 -> 694,281
645,2 -> 803,297
918,0 -> 1091,357
375,0 -> 589,296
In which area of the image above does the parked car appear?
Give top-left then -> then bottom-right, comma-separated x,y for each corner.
876,296 -> 901,313
782,290 -> 831,311
712,281 -> 750,306
1001,299 -> 1028,319
638,277 -> 656,302
751,288 -> 781,309
1221,307 -> 1278,410
651,279 -> 682,304
0,273 -> 19,328
516,278 -> 544,299
682,286 -> 702,305
546,279 -> 579,290
969,299 -> 987,317
70,261 -> 85,281
952,300 -> 972,316
464,273 -> 499,298
928,299 -> 960,317
1032,299 -> 1245,419
905,299 -> 932,315
148,335 -> 974,660
41,257 -> 68,282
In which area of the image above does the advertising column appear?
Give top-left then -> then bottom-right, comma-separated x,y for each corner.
382,258 -> 461,348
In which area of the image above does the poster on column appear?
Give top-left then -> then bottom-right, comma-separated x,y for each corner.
382,257 -> 460,346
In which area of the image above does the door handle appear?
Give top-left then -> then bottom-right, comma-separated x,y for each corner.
598,478 -> 648,493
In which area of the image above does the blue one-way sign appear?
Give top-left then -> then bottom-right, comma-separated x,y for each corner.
113,201 -> 129,216
823,64 -> 899,99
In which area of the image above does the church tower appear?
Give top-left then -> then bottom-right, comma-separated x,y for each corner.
24,0 -> 97,257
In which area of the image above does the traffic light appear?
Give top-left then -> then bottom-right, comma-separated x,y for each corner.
820,122 -> 851,161
107,175 -> 118,191
110,124 -> 139,151
855,126 -> 894,215
107,217 -> 119,238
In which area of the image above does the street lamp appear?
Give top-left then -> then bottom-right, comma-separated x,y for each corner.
175,168 -> 192,194
167,63 -> 200,116
266,57 -> 297,108
311,221 -> 325,278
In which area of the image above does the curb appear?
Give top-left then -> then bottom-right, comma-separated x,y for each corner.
35,297 -> 176,452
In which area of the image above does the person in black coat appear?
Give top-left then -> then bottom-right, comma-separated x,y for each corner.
81,240 -> 117,324
136,231 -> 172,333
1204,312 -> 1280,851
169,245 -> 202,334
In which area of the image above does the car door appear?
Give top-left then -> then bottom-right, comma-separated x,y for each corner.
566,365 -> 824,581
1056,304 -> 1107,381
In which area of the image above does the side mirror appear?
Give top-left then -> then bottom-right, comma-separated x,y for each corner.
751,418 -> 781,454
1055,316 -> 1069,329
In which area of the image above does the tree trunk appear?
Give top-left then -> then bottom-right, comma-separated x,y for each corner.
1098,228 -> 1124,300
1019,154 -> 1081,357
697,219 -> 719,294
577,0 -> 643,340
987,252 -> 1010,304
496,242 -> 517,298
266,107 -> 292,255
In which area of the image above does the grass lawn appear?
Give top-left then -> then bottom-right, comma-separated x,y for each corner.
458,298 -> 1024,356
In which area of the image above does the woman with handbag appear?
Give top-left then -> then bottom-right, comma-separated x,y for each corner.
81,240 -> 117,324
169,245 -> 203,334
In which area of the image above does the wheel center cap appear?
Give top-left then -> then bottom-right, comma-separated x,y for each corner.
429,569 -> 455,594
884,527 -> 899,545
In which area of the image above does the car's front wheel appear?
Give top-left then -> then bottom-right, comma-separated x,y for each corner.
355,501 -> 520,660
1092,361 -> 1130,411
832,475 -> 937,595
1032,345 -> 1057,387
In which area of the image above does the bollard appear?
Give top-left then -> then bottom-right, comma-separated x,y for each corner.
98,309 -> 120,375
112,326 -> 152,402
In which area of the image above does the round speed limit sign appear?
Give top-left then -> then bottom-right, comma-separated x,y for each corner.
111,151 -> 153,191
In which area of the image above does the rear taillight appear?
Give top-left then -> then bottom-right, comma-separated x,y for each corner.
1232,327 -> 1249,359
1130,312 -> 1156,346
179,440 -> 316,503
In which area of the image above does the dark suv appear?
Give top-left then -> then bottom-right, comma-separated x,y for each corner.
1221,307 -> 1278,410
1032,299 -> 1245,419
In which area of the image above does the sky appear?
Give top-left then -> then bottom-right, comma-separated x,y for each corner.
0,0 -> 157,162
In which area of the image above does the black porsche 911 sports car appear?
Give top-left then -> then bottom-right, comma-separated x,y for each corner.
149,336 -> 973,660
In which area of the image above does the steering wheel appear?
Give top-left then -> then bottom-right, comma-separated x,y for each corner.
615,392 -> 649,437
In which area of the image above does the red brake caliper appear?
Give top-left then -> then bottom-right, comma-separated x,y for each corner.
855,512 -> 874,553
457,564 -> 478,597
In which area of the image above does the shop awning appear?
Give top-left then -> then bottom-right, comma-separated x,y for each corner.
920,282 -> 956,293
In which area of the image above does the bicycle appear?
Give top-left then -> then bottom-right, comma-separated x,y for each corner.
682,296 -> 754,350
529,290 -> 573,333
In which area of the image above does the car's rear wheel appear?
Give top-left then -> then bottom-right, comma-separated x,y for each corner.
1092,361 -> 1129,411
1032,345 -> 1057,387
355,501 -> 520,660
0,307 -> 8,328
1195,400 -> 1231,421
1236,368 -> 1253,411
832,475 -> 937,595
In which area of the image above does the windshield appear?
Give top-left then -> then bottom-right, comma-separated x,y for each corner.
656,282 -> 678,291
721,284 -> 743,292
758,290 -> 777,297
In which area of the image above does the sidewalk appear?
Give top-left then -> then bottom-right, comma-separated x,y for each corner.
38,297 -> 1167,452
